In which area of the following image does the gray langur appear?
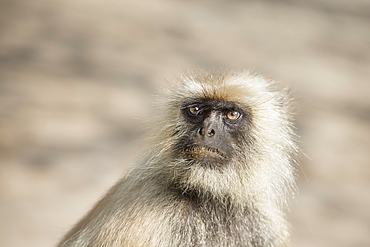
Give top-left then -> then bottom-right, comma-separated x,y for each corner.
58,70 -> 299,247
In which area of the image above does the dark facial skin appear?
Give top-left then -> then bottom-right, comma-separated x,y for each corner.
177,98 -> 249,167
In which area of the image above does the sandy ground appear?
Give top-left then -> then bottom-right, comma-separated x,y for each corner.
0,0 -> 369,246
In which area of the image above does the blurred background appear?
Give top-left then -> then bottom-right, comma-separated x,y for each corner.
0,0 -> 369,246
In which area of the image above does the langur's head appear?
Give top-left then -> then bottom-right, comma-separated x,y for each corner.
148,70 -> 298,206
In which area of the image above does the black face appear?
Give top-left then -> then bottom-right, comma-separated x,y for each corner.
176,98 -> 249,167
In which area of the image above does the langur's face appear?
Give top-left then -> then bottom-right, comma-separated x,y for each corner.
175,97 -> 250,168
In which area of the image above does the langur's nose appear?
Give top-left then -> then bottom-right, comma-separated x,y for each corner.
198,127 -> 215,137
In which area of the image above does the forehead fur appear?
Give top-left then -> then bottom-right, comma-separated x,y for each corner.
169,70 -> 279,108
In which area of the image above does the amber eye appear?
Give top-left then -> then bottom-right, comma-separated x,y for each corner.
226,110 -> 241,120
189,106 -> 201,115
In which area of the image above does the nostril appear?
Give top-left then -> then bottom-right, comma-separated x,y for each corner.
207,129 -> 215,137
198,128 -> 205,136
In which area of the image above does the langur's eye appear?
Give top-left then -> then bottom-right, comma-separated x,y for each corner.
189,106 -> 201,115
226,110 -> 241,120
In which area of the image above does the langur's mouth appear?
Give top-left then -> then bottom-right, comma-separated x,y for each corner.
185,145 -> 227,159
